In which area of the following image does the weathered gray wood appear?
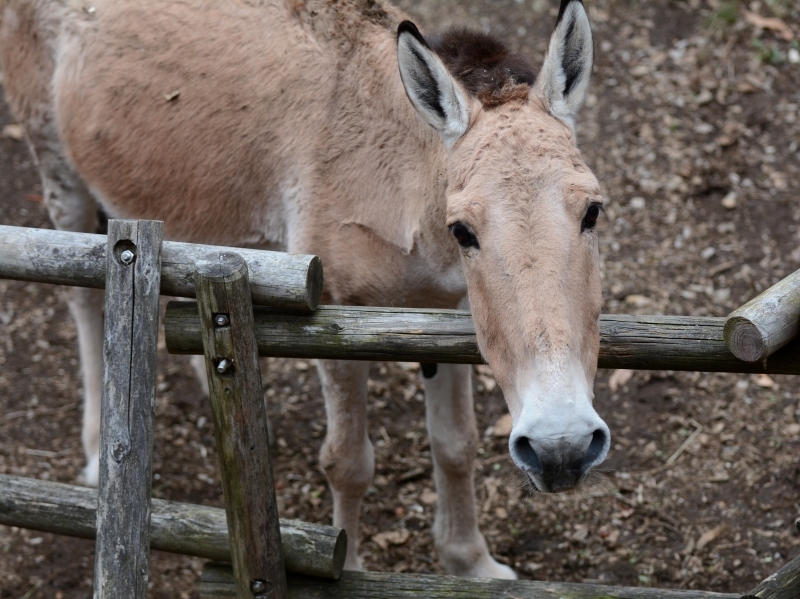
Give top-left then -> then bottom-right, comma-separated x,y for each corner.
200,564 -> 740,599
0,473 -> 346,580
743,552 -> 800,599
196,253 -> 288,599
599,314 -> 800,374
95,220 -> 163,599
724,269 -> 800,362
0,224 -> 322,310
164,304 -> 800,374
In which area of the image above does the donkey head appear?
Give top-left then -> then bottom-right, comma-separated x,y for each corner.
397,0 -> 609,493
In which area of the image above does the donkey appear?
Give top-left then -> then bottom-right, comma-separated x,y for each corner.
0,0 -> 608,577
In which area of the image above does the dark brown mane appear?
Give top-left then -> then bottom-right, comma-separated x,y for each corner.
428,28 -> 536,108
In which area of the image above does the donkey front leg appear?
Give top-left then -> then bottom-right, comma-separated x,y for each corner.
70,286 -> 105,485
422,362 -> 517,579
317,359 -> 374,571
30,132 -> 105,485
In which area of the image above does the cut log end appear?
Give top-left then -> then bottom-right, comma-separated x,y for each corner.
195,252 -> 249,283
332,528 -> 347,580
724,316 -> 768,363
306,255 -> 324,311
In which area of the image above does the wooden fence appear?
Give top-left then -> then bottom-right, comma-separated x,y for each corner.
0,221 -> 798,599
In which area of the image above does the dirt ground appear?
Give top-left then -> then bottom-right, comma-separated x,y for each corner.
2,0 -> 800,597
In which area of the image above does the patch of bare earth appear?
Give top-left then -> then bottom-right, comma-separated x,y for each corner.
2,0 -> 800,597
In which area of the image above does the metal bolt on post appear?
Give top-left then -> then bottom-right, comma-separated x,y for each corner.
250,579 -> 267,595
119,249 -> 135,265
216,358 -> 232,375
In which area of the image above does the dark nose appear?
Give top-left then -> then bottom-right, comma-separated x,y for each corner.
510,428 -> 609,492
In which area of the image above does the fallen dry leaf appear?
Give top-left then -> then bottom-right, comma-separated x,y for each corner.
743,10 -> 794,41
696,523 -> 728,551
721,192 -> 737,209
683,537 -> 696,555
491,413 -> 513,437
478,374 -> 497,392
709,471 -> 730,483
372,528 -> 410,550
756,374 -> 775,388
784,423 -> 800,436
609,369 -> 634,392
571,524 -> 589,541
624,294 -> 651,308
420,489 -> 438,505
2,123 -> 24,141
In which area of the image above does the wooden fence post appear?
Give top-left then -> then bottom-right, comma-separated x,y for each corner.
94,220 -> 163,599
195,252 -> 288,599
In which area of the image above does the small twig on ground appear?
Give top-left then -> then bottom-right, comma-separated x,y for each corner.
19,579 -> 43,599
4,404 -> 78,421
665,419 -> 704,466
481,452 -> 511,466
21,447 -> 76,458
612,492 -> 683,535
632,418 -> 704,478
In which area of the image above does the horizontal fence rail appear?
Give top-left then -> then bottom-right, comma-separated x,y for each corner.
200,564 -> 739,599
0,225 -> 323,311
0,474 -> 345,580
165,303 -> 800,374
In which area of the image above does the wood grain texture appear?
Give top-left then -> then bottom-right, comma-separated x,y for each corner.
743,552 -> 800,599
0,474 -> 346,580
724,268 -> 800,362
0,224 -> 322,310
165,304 -> 800,374
94,220 -> 163,599
196,253 -> 288,599
200,564 -> 740,599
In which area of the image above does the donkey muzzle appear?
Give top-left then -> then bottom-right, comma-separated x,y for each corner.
509,417 -> 610,493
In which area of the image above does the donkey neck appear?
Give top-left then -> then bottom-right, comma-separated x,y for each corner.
300,4 -> 466,307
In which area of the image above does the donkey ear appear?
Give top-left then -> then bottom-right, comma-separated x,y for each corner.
397,21 -> 470,149
535,0 -> 593,127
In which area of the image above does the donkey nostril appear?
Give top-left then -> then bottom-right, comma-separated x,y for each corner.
582,429 -> 608,469
513,436 -> 543,475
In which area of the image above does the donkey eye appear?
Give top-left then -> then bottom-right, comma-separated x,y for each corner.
581,203 -> 603,232
449,223 -> 480,249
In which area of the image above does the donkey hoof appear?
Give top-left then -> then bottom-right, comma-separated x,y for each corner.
455,555 -> 517,580
343,553 -> 365,572
472,558 -> 517,580
486,561 -> 517,580
81,455 -> 100,487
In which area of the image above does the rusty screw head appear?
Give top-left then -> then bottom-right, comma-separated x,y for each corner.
119,249 -> 135,265
250,580 -> 267,594
214,314 -> 230,327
